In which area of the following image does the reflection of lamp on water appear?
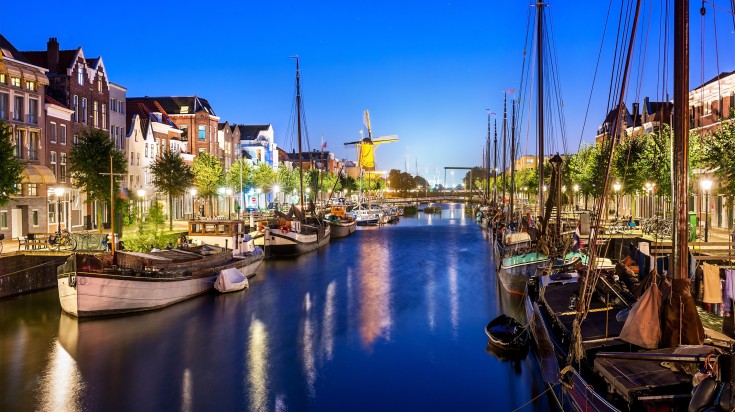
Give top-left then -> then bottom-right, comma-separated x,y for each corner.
137,189 -> 146,222
53,187 -> 65,230
701,179 -> 713,242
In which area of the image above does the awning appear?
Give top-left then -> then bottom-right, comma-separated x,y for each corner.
21,164 -> 57,185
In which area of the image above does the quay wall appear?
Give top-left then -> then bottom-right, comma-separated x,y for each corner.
0,253 -> 69,299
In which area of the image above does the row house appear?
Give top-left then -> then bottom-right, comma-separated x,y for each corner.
129,96 -> 219,162
285,149 -> 343,174
109,83 -> 126,150
690,70 -> 735,231
0,35 -> 54,240
217,122 -> 236,171
45,95 -> 77,233
23,37 -> 114,230
126,99 -> 185,217
235,124 -> 278,169
594,98 -> 673,144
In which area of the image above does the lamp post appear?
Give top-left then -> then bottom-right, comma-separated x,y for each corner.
573,184 -> 579,211
189,188 -> 197,219
53,187 -> 65,231
256,188 -> 262,210
226,188 -> 233,219
701,179 -> 713,242
613,183 -> 621,219
137,189 -> 146,223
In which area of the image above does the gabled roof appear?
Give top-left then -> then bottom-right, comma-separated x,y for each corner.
45,94 -> 66,107
21,49 -> 79,73
128,96 -> 216,116
235,124 -> 270,140
0,34 -> 31,64
218,122 -> 229,131
694,70 -> 735,91
126,99 -> 178,133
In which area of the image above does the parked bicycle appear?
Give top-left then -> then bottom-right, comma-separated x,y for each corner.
48,229 -> 77,251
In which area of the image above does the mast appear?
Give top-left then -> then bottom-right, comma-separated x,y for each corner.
493,120 -> 498,205
536,1 -> 545,218
293,56 -> 305,209
510,99 -> 516,224
672,0 -> 689,281
486,111 -> 491,205
502,92 -> 507,214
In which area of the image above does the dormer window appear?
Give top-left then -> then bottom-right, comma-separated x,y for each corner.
180,106 -> 189,114
77,67 -> 84,85
26,81 -> 36,91
11,77 -> 20,87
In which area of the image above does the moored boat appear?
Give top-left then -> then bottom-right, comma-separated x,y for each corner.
57,244 -> 264,317
214,267 -> 250,293
485,314 -> 530,356
326,205 -> 357,238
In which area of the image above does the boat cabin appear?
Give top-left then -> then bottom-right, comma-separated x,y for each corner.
187,219 -> 253,253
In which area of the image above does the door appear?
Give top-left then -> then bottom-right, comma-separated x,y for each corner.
11,208 -> 23,239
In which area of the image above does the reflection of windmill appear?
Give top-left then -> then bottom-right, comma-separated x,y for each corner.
344,110 -> 397,202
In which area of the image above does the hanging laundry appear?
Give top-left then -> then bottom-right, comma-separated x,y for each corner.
725,269 -> 735,314
702,263 -> 722,304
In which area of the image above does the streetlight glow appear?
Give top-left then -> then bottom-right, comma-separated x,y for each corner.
53,187 -> 65,197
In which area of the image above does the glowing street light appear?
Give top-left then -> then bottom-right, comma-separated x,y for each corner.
53,187 -> 65,231
701,179 -> 713,242
613,183 -> 621,219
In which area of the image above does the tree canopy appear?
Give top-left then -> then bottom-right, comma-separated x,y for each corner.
150,150 -> 194,229
0,121 -> 23,206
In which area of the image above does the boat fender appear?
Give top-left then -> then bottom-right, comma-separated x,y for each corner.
280,225 -> 289,234
687,376 -> 717,412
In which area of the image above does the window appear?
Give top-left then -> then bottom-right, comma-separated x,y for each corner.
97,78 -> 102,92
93,101 -> 98,127
27,183 -> 37,196
0,92 -> 8,120
129,175 -> 133,187
28,98 -> 38,124
50,122 -> 57,143
82,98 -> 87,124
130,151 -> 134,165
32,210 -> 39,227
101,104 -> 106,129
136,152 -> 140,166
0,74 -> 5,84
120,102 -> 124,115
145,143 -> 148,158
110,98 -> 115,112
77,67 -> 84,85
705,101 -> 712,115
13,95 -> 23,121
60,125 -> 67,145
26,81 -> 36,91
48,204 -> 55,224
73,134 -> 78,145
11,77 -> 21,87
28,131 -> 39,160
73,95 -> 78,122
50,151 -> 57,177
60,153 -> 67,183
0,211 -> 7,229
15,129 -> 23,159
198,125 -> 206,140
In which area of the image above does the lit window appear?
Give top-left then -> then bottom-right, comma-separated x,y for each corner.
97,78 -> 102,92
0,74 -> 5,84
13,95 -> 23,121
93,101 -> 98,127
82,98 -> 87,124
48,204 -> 55,224
77,67 -> 84,85
73,95 -> 79,122
26,81 -> 36,91
11,77 -> 21,87
27,184 -> 38,196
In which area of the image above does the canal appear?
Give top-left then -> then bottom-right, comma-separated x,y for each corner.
0,203 -> 550,412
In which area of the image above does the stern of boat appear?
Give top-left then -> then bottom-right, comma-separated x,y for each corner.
57,255 -> 79,317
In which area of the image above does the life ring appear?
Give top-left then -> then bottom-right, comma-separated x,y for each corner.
258,223 -> 266,234
280,225 -> 289,234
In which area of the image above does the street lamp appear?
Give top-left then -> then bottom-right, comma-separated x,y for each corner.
137,189 -> 146,223
613,183 -> 621,219
53,187 -> 65,231
226,188 -> 233,219
256,188 -> 262,210
189,188 -> 197,219
645,182 -> 655,218
701,179 -> 713,242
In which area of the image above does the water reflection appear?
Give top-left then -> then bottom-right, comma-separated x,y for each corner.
448,258 -> 459,338
247,317 -> 269,412
301,292 -> 316,396
182,368 -> 192,412
426,263 -> 436,332
357,239 -> 392,348
321,281 -> 336,361
39,339 -> 84,412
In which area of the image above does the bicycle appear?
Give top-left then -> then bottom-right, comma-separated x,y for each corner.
76,230 -> 106,251
48,229 -> 77,251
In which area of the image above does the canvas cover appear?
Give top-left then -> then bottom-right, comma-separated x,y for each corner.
214,268 -> 248,293
662,278 -> 704,347
620,271 -> 662,349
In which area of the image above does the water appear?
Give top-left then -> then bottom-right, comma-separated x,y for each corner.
0,203 -> 550,412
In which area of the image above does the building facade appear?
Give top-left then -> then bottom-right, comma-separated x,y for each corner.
236,124 -> 277,169
0,34 -> 54,240
109,82 -> 126,151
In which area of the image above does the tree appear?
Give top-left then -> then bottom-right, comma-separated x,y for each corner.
612,133 -> 648,195
252,162 -> 277,204
150,150 -> 195,230
0,121 -> 23,206
701,121 -> 735,195
227,158 -> 254,195
192,152 -> 224,215
68,127 -> 127,231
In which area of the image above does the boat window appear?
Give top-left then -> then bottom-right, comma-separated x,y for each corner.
190,223 -> 202,234
204,224 -> 217,233
218,224 -> 229,234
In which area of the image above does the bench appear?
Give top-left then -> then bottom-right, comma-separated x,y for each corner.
18,234 -> 49,250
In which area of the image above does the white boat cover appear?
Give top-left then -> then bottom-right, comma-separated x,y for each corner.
214,268 -> 249,293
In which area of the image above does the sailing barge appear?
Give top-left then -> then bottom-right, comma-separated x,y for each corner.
57,245 -> 264,317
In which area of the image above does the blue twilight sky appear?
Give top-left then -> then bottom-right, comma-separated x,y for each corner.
2,1 -> 734,183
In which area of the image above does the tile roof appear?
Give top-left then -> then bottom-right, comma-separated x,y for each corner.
21,49 -> 79,73
45,94 -> 66,107
0,34 -> 31,64
125,99 -> 178,132
235,124 -> 270,140
127,96 -> 216,116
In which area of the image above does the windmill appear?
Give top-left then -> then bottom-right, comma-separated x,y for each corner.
344,110 -> 397,202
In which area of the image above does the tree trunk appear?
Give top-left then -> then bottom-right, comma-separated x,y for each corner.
169,193 -> 173,231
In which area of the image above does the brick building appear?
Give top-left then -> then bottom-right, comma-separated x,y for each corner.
109,82 -> 126,151
0,34 -> 54,240
45,95 -> 76,233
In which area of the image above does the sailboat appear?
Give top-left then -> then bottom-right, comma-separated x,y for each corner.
523,1 -> 733,410
251,57 -> 331,257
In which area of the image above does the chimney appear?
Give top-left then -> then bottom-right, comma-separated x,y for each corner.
631,102 -> 640,125
47,37 -> 59,73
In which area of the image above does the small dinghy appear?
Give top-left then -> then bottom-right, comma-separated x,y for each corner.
485,314 -> 529,354
214,268 -> 249,293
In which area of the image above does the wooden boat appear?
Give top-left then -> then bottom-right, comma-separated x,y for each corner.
214,267 -> 249,293
57,245 -> 264,317
485,314 -> 529,355
326,205 -> 357,238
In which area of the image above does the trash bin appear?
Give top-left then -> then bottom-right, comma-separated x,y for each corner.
688,212 -> 697,242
